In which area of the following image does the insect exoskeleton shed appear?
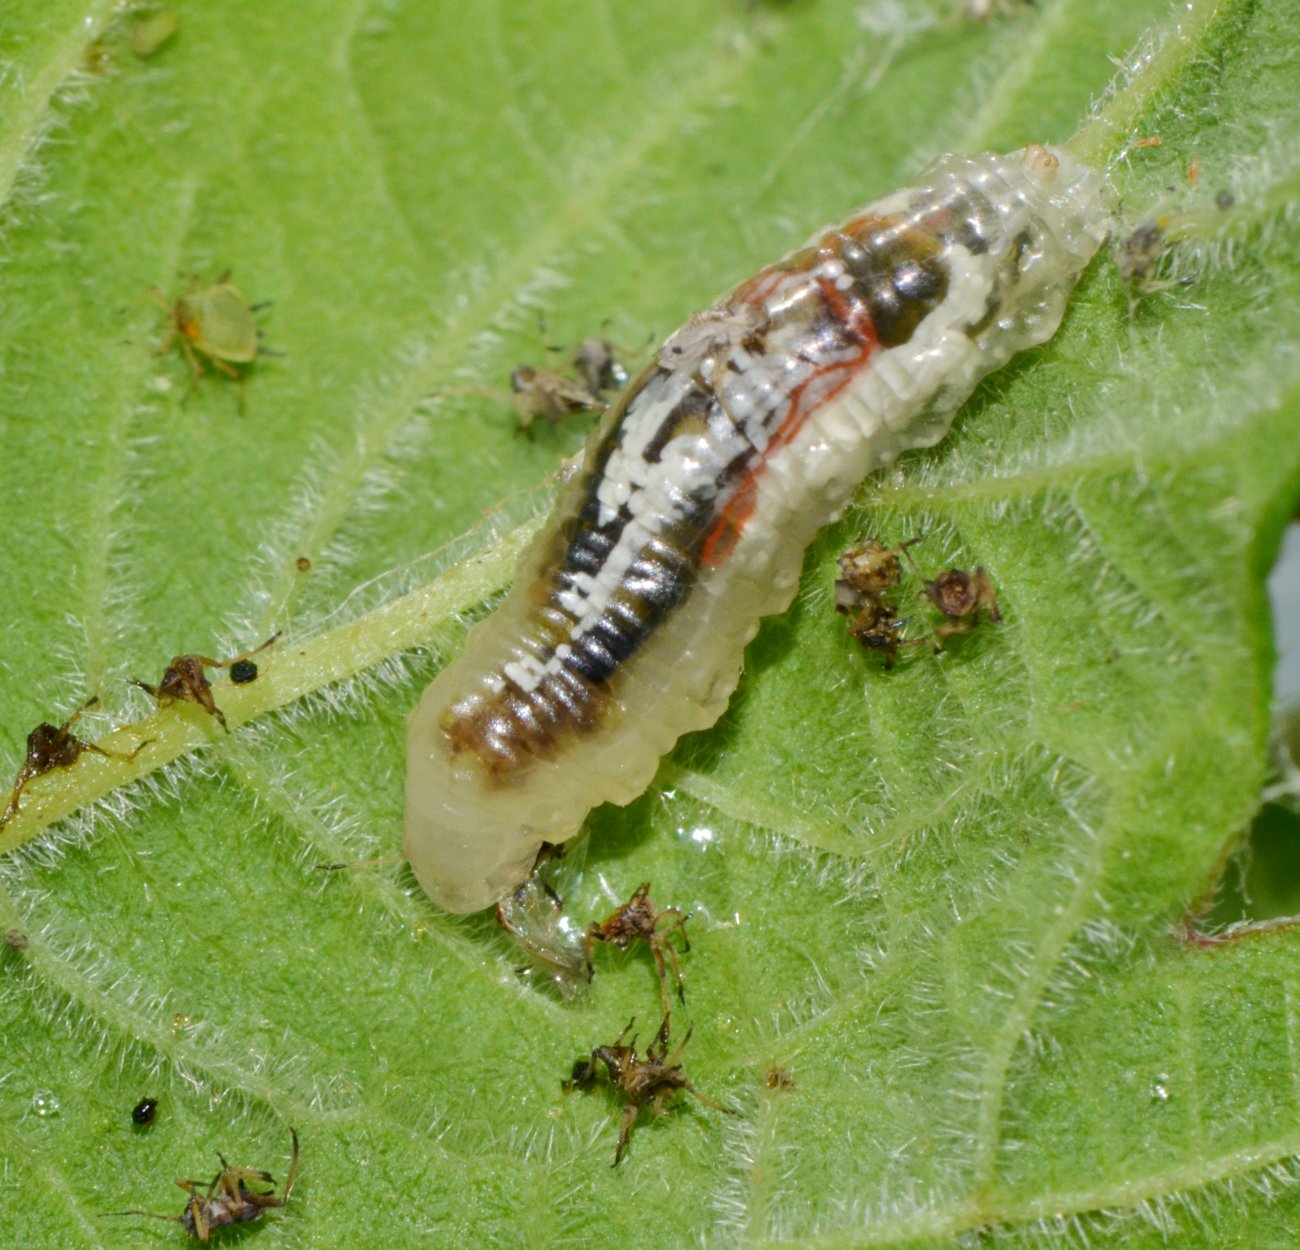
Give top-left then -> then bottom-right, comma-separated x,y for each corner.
406,143 -> 1109,914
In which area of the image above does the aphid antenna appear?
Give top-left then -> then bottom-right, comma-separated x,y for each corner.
319,852 -> 405,873
106,1208 -> 184,1226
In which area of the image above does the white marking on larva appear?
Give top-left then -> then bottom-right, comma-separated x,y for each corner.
406,146 -> 1110,914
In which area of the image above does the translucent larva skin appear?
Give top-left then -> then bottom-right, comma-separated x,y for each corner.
406,145 -> 1108,913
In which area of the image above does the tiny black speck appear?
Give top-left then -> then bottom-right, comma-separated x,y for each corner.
229,660 -> 258,684
131,1097 -> 158,1125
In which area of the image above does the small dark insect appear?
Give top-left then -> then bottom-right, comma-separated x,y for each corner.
564,1015 -> 733,1165
130,634 -> 279,732
295,556 -> 312,572
132,1097 -> 159,1126
3,929 -> 28,952
1,697 -> 149,827
764,1066 -> 795,1091
117,1127 -> 299,1242
584,882 -> 690,1016
922,567 -> 1002,638
834,540 -> 931,669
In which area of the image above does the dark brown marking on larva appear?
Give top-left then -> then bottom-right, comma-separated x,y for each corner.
836,223 -> 950,349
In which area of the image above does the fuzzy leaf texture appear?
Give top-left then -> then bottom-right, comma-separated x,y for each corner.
1,0 -> 1298,1246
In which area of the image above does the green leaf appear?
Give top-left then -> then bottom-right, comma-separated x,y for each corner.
2,0 -> 1298,1246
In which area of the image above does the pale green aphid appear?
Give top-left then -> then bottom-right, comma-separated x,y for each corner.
152,272 -> 261,381
131,10 -> 179,58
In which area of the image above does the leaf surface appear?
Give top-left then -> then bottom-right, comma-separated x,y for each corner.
1,1 -> 1298,1246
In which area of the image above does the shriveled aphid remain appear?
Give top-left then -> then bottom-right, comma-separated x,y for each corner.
130,634 -> 279,732
834,539 -> 931,668
406,144 -> 1108,913
494,843 -> 588,996
922,566 -> 1002,638
563,1015 -> 733,1165
511,339 -> 627,432
1117,216 -> 1171,287
583,881 -> 690,1016
834,536 -> 921,601
117,1127 -> 299,1243
1,696 -> 149,827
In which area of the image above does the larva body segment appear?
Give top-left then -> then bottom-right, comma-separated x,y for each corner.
406,145 -> 1108,913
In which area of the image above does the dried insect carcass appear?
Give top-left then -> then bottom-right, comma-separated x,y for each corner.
564,1015 -> 733,1165
922,566 -> 1001,639
583,881 -> 690,1016
117,1128 -> 299,1242
1,696 -> 149,827
130,634 -> 278,732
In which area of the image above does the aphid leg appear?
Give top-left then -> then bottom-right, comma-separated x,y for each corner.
282,1128 -> 300,1199
206,356 -> 243,381
191,1195 -> 211,1243
657,933 -> 687,1010
614,1017 -> 637,1049
653,903 -> 690,1001
72,696 -> 151,767
613,1101 -> 641,1167
172,1179 -> 211,1242
218,1163 -> 275,1195
81,737 -> 151,766
648,945 -> 674,1017
657,1014 -> 683,1061
680,1080 -> 737,1117
661,1021 -> 735,1116
60,694 -> 98,731
147,286 -> 182,360
660,905 -> 690,953
109,1208 -> 185,1229
213,632 -> 281,671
